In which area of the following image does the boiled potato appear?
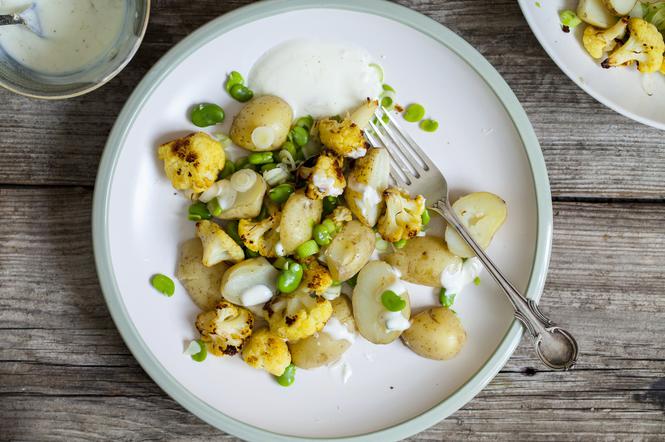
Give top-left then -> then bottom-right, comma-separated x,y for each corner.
345,148 -> 390,227
578,0 -> 616,28
324,220 -> 375,282
217,170 -> 267,220
230,95 -> 293,151
444,192 -> 507,258
289,295 -> 356,369
602,0 -> 637,16
176,239 -> 228,310
220,257 -> 279,306
384,236 -> 461,287
353,260 -> 410,345
279,190 -> 322,254
401,307 -> 466,360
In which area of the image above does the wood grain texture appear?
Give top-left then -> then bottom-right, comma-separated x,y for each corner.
1,188 -> 664,440
1,0 -> 665,440
0,0 -> 664,198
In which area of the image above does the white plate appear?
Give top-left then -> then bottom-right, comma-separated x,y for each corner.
519,0 -> 665,129
93,1 -> 552,440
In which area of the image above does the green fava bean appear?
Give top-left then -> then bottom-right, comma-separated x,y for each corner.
290,126 -> 309,147
190,103 -> 225,127
268,183 -> 295,204
230,83 -> 254,102
277,261 -> 303,293
248,152 -> 274,165
218,160 -> 236,180
276,363 -> 296,386
313,223 -> 332,246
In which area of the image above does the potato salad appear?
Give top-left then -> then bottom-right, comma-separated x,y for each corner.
154,69 -> 507,386
562,0 -> 665,78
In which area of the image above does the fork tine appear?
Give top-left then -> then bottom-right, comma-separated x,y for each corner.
370,119 -> 422,175
379,107 -> 436,171
368,120 -> 418,182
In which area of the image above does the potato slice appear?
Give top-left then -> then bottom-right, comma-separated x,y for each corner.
217,170 -> 267,220
384,236 -> 461,287
289,296 -> 356,369
602,0 -> 636,16
344,148 -> 390,227
578,0 -> 617,28
352,261 -> 411,345
230,95 -> 293,151
220,257 -> 279,307
444,192 -> 507,259
279,190 -> 322,254
323,220 -> 376,282
176,239 -> 228,310
402,307 -> 466,360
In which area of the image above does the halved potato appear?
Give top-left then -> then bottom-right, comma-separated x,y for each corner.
176,239 -> 227,310
578,0 -> 617,28
220,257 -> 279,306
323,220 -> 375,282
230,95 -> 293,151
289,295 -> 356,369
345,148 -> 390,227
279,190 -> 322,254
352,260 -> 411,345
602,0 -> 636,16
401,307 -> 466,360
384,236 -> 461,287
444,192 -> 507,258
217,170 -> 267,220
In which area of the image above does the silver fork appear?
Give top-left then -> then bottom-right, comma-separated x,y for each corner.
366,107 -> 578,371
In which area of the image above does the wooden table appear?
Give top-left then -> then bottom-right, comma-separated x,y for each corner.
2,1 -> 663,440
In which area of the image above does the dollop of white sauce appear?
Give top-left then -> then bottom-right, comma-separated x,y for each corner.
383,311 -> 410,332
347,147 -> 367,159
347,178 -> 381,219
312,171 -> 343,197
440,257 -> 483,295
274,241 -> 285,257
0,0 -> 126,75
329,358 -> 353,384
322,317 -> 355,343
249,39 -> 382,117
240,284 -> 273,306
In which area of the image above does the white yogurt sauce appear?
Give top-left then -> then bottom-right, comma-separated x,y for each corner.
329,357 -> 353,384
440,257 -> 483,295
249,39 -> 382,118
312,171 -> 343,197
347,178 -> 382,219
0,0 -> 126,75
240,284 -> 273,307
383,311 -> 410,332
274,241 -> 285,257
322,317 -> 355,344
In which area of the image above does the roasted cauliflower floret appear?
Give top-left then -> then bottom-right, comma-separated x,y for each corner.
604,18 -> 665,73
582,18 -> 628,59
345,148 -> 391,227
241,328 -> 291,376
264,291 -> 333,341
316,100 -> 377,158
301,151 -> 346,199
377,187 -> 426,243
238,211 -> 281,258
158,132 -> 225,192
195,301 -> 254,356
293,258 -> 333,297
196,220 -> 244,266
325,205 -> 353,229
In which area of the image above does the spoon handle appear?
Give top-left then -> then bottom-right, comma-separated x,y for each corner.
432,199 -> 579,370
0,14 -> 23,26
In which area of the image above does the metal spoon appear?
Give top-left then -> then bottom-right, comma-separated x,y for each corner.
0,4 -> 42,36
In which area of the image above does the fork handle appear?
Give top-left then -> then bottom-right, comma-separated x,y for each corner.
430,200 -> 579,370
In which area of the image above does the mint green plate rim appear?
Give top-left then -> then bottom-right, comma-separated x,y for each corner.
92,0 -> 553,440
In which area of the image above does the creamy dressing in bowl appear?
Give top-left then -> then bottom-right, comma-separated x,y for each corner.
0,0 -> 126,75
248,39 -> 382,118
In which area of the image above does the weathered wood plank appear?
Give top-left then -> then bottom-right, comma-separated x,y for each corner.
0,0 -> 664,198
1,187 -> 663,439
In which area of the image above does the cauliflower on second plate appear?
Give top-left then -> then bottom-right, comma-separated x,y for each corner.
264,291 -> 333,341
293,258 -> 333,297
196,220 -> 244,266
604,18 -> 664,73
241,328 -> 291,376
195,301 -> 254,356
158,132 -> 225,192
238,211 -> 281,258
377,187 -> 426,243
582,17 -> 628,59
